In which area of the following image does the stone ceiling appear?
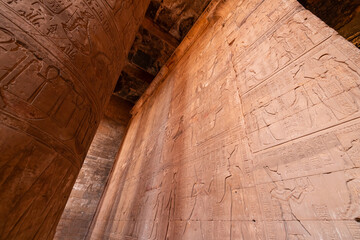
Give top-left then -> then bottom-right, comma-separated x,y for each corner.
298,0 -> 360,47
114,0 -> 211,103
113,0 -> 360,104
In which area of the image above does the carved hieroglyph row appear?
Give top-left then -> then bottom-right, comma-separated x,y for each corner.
87,0 -> 360,239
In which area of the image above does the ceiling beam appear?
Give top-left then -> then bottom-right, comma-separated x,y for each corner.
142,17 -> 180,49
123,61 -> 155,84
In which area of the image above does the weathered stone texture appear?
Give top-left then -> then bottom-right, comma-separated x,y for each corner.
87,0 -> 360,239
0,1 -> 148,239
54,96 -> 132,240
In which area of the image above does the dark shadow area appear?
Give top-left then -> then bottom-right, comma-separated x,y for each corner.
298,0 -> 360,48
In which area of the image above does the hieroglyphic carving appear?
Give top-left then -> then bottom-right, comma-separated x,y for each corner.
243,43 -> 360,152
0,0 -> 149,238
0,27 -> 97,156
266,168 -> 313,238
87,0 -> 360,239
1,0 -> 120,107
252,123 -> 356,183
235,10 -> 331,94
62,8 -> 94,56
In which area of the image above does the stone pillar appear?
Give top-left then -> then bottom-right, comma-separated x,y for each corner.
54,96 -> 132,240
0,1 -> 148,239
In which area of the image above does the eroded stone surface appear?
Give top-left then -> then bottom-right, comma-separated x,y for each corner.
0,1 -> 148,239
87,0 -> 360,239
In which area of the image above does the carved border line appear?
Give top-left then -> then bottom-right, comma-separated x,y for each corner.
0,110 -> 82,169
238,12 -> 334,97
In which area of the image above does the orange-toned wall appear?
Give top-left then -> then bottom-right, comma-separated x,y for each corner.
87,0 -> 360,239
0,1 -> 148,239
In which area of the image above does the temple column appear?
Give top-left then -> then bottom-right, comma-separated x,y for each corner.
0,1 -> 149,239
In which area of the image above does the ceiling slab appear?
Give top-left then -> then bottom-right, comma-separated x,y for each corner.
114,0 -> 211,103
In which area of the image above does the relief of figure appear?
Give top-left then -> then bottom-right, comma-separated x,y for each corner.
218,148 -> 242,204
148,171 -> 177,240
249,86 -> 314,152
302,54 -> 360,120
272,17 -> 322,59
242,44 -> 281,91
336,130 -> 360,167
265,167 -> 314,239
212,145 -> 245,238
149,190 -> 165,240
342,170 -> 360,219
263,86 -> 310,126
62,8 -> 94,55
183,168 -> 212,235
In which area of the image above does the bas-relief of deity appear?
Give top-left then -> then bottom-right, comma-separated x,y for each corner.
266,167 -> 314,239
243,41 -> 360,152
228,0 -> 296,59
62,7 -> 94,56
190,74 -> 242,146
254,166 -> 360,239
236,10 -> 330,96
341,169 -> 360,220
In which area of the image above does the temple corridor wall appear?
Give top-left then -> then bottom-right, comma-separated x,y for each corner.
87,0 -> 360,239
0,1 -> 149,239
55,96 -> 132,240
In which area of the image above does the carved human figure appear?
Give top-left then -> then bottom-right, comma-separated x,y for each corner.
302,54 -> 360,120
342,170 -> 360,219
149,190 -> 165,240
265,167 -> 314,239
62,8 -> 94,55
149,171 -> 177,239
183,168 -> 212,235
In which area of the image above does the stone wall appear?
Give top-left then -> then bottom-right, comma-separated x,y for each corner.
87,0 -> 360,239
54,96 -> 132,240
0,0 -> 148,239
